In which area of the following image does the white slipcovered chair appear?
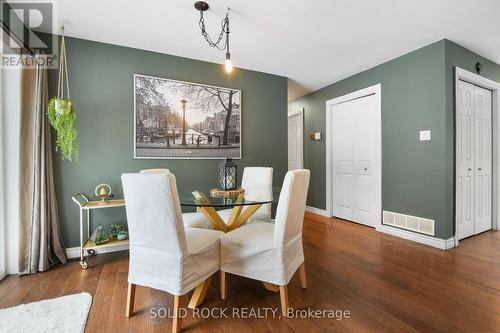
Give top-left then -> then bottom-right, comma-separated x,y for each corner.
140,168 -> 171,174
121,173 -> 224,333
139,168 -> 213,229
220,169 -> 310,317
217,167 -> 274,224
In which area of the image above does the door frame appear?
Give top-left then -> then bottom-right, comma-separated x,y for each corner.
455,67 -> 500,246
287,108 -> 304,170
326,83 -> 382,228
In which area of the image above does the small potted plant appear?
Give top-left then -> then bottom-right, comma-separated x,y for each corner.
94,229 -> 110,245
109,223 -> 128,240
117,230 -> 129,241
90,225 -> 109,245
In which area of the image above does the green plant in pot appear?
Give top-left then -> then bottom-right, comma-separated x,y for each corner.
94,229 -> 109,245
109,223 -> 126,239
48,97 -> 78,161
89,225 -> 109,245
47,26 -> 78,161
117,230 -> 128,241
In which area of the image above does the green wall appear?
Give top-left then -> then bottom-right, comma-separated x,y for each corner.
290,39 -> 500,240
48,36 -> 288,248
290,41 -> 448,237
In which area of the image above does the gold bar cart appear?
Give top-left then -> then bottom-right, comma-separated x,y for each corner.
72,193 -> 128,269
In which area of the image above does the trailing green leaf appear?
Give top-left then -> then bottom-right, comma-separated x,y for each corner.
47,97 -> 78,161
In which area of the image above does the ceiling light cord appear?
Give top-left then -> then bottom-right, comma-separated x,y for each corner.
195,2 -> 233,73
198,10 -> 230,52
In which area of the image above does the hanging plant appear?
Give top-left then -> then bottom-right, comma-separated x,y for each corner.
47,26 -> 78,161
47,97 -> 78,160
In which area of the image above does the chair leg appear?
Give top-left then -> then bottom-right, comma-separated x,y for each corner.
220,271 -> 227,300
279,285 -> 289,317
125,283 -> 136,317
299,262 -> 307,289
172,295 -> 182,333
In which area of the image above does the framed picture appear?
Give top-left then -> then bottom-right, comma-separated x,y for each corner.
134,74 -> 242,159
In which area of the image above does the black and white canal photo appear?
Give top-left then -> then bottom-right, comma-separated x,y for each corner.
134,74 -> 241,159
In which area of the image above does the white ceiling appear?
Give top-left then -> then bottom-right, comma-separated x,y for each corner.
25,0 -> 500,100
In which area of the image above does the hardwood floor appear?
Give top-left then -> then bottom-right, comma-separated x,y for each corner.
1,213 -> 499,332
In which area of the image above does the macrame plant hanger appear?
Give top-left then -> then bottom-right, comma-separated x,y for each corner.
47,24 -> 78,161
57,25 -> 70,105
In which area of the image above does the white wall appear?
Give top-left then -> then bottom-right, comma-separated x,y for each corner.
1,46 -> 21,275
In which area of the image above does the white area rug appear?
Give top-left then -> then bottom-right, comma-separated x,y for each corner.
0,292 -> 92,333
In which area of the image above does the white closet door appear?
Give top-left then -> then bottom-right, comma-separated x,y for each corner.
474,85 -> 492,234
331,94 -> 380,227
457,80 -> 493,240
457,80 -> 475,239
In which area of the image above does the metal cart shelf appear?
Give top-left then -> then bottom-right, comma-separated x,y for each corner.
72,193 -> 128,269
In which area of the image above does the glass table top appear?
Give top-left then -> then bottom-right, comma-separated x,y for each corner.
178,186 -> 281,207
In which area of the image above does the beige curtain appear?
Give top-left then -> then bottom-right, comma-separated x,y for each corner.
18,55 -> 67,274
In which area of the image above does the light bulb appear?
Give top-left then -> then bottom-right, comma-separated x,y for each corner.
225,59 -> 233,73
225,52 -> 233,73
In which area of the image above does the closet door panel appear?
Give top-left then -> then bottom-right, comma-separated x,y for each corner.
457,80 -> 475,240
332,105 -> 354,221
352,95 -> 379,227
474,85 -> 492,234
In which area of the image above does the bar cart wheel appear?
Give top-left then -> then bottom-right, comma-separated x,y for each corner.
80,260 -> 88,270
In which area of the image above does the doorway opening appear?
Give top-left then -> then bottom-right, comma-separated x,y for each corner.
288,108 -> 304,170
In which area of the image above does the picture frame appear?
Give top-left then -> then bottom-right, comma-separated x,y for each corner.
133,74 -> 242,159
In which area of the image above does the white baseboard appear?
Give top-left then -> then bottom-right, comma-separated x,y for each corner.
66,247 -> 81,259
376,224 -> 455,250
305,206 -> 329,217
444,237 -> 456,250
66,243 -> 129,259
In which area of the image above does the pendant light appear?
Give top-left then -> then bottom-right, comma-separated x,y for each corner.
194,1 -> 233,73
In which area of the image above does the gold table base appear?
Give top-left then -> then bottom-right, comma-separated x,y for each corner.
188,192 -> 269,308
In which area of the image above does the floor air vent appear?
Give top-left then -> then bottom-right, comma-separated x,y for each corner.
382,211 -> 435,236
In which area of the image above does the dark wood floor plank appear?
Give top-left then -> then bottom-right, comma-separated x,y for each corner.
85,252 -> 120,332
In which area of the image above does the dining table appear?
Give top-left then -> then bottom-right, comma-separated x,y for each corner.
177,186 -> 282,308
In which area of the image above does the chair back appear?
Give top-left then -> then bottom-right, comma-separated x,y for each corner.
140,168 -> 170,174
241,167 -> 273,219
273,169 -> 310,247
121,173 -> 186,256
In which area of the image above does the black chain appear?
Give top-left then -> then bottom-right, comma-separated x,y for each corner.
199,11 -> 229,51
